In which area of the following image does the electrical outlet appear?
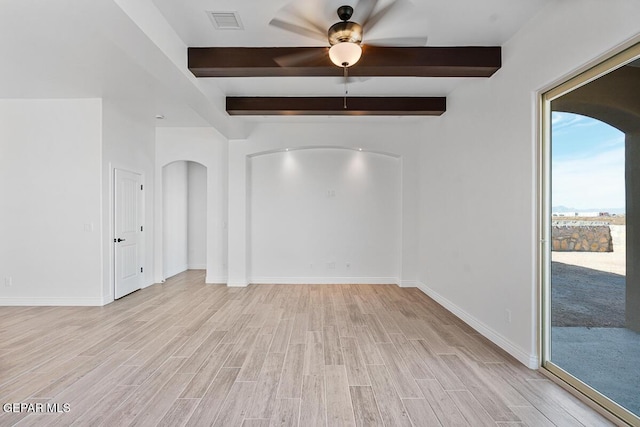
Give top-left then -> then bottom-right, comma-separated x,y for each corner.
4,277 -> 12,287
346,262 -> 351,268
505,309 -> 512,323
326,261 -> 336,269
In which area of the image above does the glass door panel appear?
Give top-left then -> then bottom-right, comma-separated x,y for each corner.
544,50 -> 640,424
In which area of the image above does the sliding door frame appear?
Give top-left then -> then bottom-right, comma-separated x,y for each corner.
539,42 -> 640,426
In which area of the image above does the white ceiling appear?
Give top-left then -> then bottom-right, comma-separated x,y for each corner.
153,0 -> 550,101
0,0 -> 552,135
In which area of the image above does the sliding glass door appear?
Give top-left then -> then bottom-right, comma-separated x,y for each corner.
542,44 -> 640,425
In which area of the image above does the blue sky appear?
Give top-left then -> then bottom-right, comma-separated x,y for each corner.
551,112 -> 625,211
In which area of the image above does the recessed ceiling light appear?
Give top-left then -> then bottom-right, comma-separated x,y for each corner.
155,114 -> 165,120
358,148 -> 363,151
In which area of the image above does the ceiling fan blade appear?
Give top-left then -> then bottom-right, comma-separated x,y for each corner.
362,0 -> 411,33
274,48 -> 329,67
354,0 -> 379,25
269,18 -> 327,43
365,36 -> 428,47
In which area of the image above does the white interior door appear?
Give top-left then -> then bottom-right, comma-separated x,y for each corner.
114,169 -> 143,299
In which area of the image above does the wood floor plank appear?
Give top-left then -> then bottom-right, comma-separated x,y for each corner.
248,353 -> 286,419
410,340 -> 465,391
100,357 -> 187,426
366,364 -> 413,427
304,331 -> 325,376
70,385 -> 137,426
180,343 -> 234,398
509,405 -> 556,427
525,378 -> 613,427
224,327 -> 261,368
238,333 -> 273,381
448,390 -> 497,427
212,380 -> 257,427
354,326 -> 384,365
270,319 -> 294,354
389,333 -> 435,380
341,336 -> 371,386
185,367 -> 240,426
269,398 -> 300,427
335,309 -> 357,338
243,419 -> 271,427
289,313 -> 308,345
323,325 -> 344,365
415,379 -> 469,426
156,398 -> 200,427
350,385 -> 384,427
128,372 -> 194,427
277,343 -> 305,399
440,353 -> 519,422
376,343 -> 423,398
364,314 -> 391,343
402,398 -> 443,427
325,365 -> 356,427
178,330 -> 227,374
299,375 -> 326,427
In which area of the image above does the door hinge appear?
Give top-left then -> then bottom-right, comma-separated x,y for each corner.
140,267 -> 143,273
140,225 -> 143,232
140,184 -> 143,190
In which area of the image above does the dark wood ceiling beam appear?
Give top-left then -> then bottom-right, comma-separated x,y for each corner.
226,97 -> 446,116
189,46 -> 501,78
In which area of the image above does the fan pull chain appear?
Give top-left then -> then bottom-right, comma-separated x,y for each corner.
343,67 -> 348,109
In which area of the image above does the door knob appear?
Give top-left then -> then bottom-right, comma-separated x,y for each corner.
116,238 -> 126,242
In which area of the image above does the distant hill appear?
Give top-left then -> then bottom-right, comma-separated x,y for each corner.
552,206 -> 625,215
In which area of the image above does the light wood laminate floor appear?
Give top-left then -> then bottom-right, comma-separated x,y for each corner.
0,270 -> 614,426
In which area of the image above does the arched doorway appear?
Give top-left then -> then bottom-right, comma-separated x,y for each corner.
162,161 -> 207,279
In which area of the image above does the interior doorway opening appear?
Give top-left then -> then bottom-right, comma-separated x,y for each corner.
162,161 -> 207,280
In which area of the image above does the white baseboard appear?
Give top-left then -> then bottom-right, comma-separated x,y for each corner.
188,264 -> 206,270
399,280 -> 421,288
414,281 -> 538,369
249,276 -> 399,285
0,297 -> 105,307
227,281 -> 249,287
205,275 -> 228,284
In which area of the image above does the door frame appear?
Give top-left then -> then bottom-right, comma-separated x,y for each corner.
110,165 -> 146,301
539,42 -> 640,426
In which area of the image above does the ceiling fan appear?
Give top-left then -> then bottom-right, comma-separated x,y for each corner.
269,0 -> 428,69
188,0 -> 501,115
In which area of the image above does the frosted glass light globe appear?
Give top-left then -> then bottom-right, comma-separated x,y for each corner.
329,42 -> 362,68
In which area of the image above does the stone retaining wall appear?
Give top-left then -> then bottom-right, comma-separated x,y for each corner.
551,222 -> 613,252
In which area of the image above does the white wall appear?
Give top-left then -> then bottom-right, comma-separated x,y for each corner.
155,127 -> 228,284
0,99 -> 103,305
102,99 -> 156,301
163,161 -> 188,278
228,120 -> 421,287
417,0 -> 640,368
249,148 -> 400,284
188,162 -> 207,269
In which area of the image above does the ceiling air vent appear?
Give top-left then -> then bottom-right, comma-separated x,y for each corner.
208,11 -> 243,30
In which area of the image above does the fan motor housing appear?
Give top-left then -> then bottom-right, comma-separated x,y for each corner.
328,21 -> 363,45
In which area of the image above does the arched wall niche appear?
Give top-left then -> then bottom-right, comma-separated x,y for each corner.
247,146 -> 402,284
